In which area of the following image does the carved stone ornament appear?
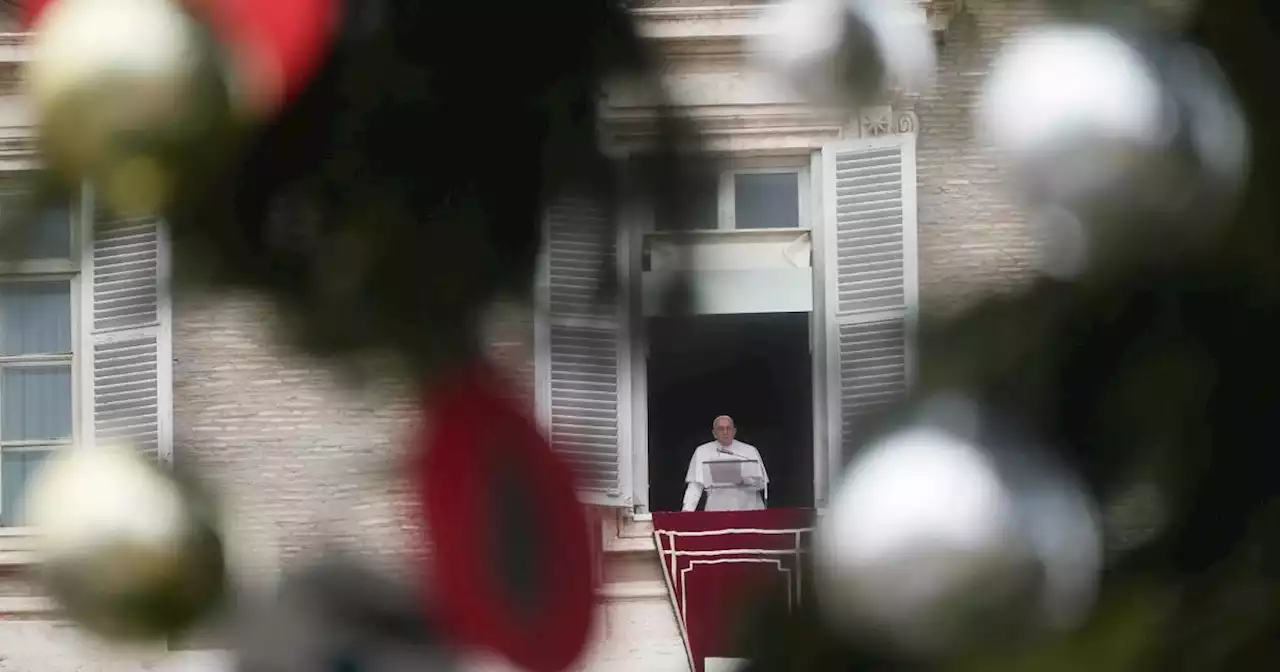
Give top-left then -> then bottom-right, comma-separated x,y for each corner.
859,105 -> 894,137
857,105 -> 919,137
896,109 -> 920,135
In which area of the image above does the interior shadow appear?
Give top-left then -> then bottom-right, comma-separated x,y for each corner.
645,312 -> 814,512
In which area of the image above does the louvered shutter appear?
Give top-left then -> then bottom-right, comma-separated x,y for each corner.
536,198 -> 632,507
821,136 -> 919,467
84,189 -> 173,465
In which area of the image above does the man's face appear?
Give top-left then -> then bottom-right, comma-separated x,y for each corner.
713,420 -> 735,446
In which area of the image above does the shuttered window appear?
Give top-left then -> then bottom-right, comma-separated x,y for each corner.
84,188 -> 173,467
820,136 -> 919,476
0,176 -> 173,527
535,198 -> 633,506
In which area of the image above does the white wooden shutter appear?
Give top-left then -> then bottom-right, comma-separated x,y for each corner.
821,136 -> 919,471
82,187 -> 173,465
535,197 -> 632,506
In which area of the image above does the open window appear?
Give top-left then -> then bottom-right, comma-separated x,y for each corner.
644,312 -> 814,513
534,135 -> 919,516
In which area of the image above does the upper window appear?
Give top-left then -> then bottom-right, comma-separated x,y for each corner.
0,177 -> 79,527
651,167 -> 806,232
731,172 -> 802,230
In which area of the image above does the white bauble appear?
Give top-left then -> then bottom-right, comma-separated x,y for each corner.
26,443 -> 226,642
751,0 -> 935,109
1162,43 -> 1250,198
817,427 -> 1029,654
26,0 -> 234,216
977,25 -> 1249,272
978,25 -> 1169,209
815,402 -> 1102,655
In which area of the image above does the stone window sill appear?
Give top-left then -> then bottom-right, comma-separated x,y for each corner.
602,510 -> 656,555
0,596 -> 55,615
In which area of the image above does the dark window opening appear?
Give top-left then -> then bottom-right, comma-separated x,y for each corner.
645,312 -> 814,512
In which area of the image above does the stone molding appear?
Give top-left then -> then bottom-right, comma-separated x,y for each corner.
632,0 -> 966,62
856,104 -> 920,137
603,0 -> 943,149
0,32 -> 28,96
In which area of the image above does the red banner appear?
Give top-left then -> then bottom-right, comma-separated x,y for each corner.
652,509 -> 815,672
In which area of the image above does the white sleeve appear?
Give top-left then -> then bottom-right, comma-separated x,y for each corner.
685,448 -> 704,486
682,482 -> 705,512
755,448 -> 769,484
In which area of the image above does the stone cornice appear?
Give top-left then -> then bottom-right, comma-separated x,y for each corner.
0,32 -> 29,48
0,110 -> 37,172
599,99 -> 918,155
600,101 -> 860,155
0,132 -> 34,156
604,102 -> 853,132
0,32 -> 29,96
633,0 -> 966,61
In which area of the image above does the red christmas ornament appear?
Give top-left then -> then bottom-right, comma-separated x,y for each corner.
187,0 -> 340,116
21,0 -> 53,29
416,364 -> 596,672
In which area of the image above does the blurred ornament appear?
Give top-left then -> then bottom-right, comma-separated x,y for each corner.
750,0 -> 935,109
976,24 -> 1248,272
1142,0 -> 1199,32
977,24 -> 1166,218
1028,206 -> 1092,280
189,0 -> 341,119
815,394 -> 1102,657
25,0 -> 240,217
26,443 -> 227,642
417,364 -> 595,672
233,555 -> 456,672
21,0 -> 56,28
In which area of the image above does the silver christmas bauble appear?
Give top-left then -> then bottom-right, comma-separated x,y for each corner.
977,25 -> 1167,203
750,0 -> 935,109
976,25 -> 1248,273
815,395 -> 1102,656
26,443 -> 227,642
26,0 -> 239,218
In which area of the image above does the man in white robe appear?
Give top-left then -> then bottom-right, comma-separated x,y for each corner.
681,415 -> 769,512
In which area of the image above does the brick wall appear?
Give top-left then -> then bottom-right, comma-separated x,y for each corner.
171,293 -> 426,581
913,0 -> 1051,316
0,0 -> 1052,668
